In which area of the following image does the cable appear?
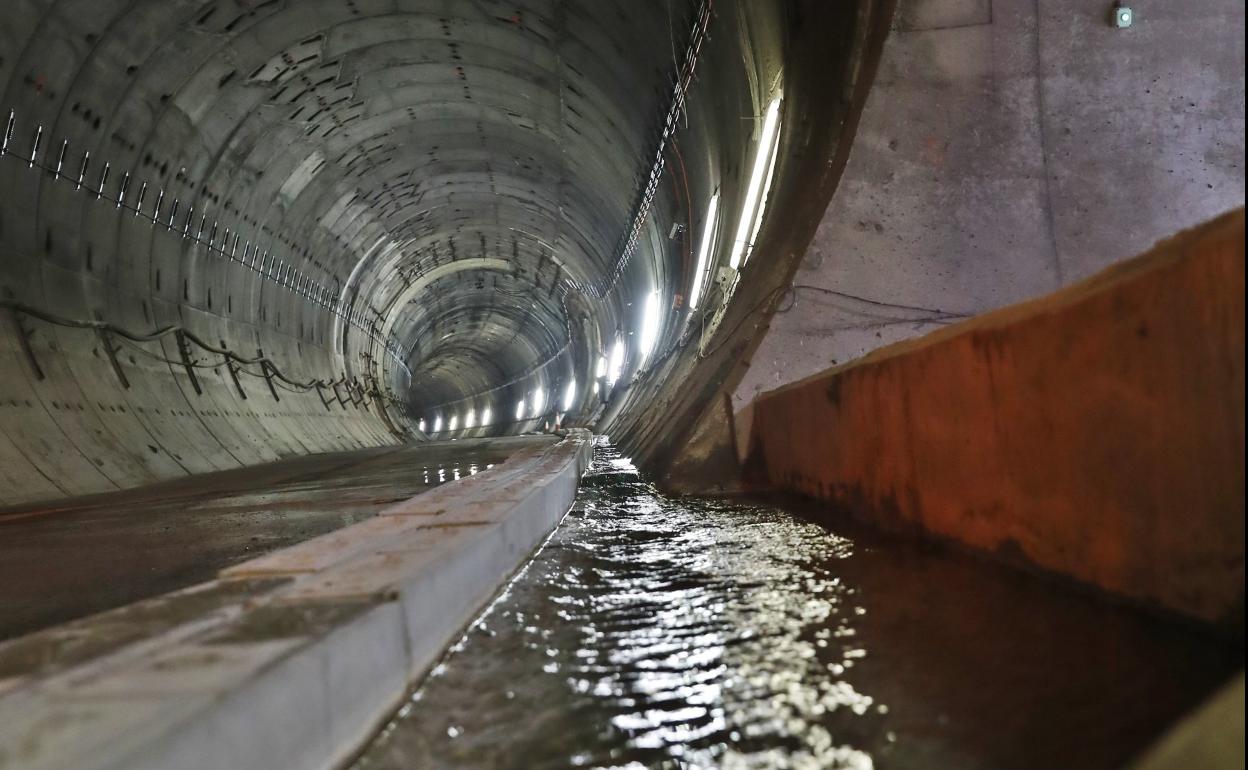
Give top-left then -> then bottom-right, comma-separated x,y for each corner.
789,284 -> 974,318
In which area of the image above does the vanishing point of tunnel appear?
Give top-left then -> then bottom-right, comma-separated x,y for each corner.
0,1 -> 1243,769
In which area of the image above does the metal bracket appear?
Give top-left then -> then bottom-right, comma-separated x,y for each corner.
315,383 -> 333,411
98,328 -> 130,389
225,355 -> 247,400
174,330 -> 202,395
259,362 -> 280,402
10,309 -> 44,380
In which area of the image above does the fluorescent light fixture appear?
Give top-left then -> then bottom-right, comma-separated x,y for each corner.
595,354 -> 607,378
729,97 -> 783,270
745,114 -> 783,268
532,387 -> 545,415
433,415 -> 443,433
448,414 -> 458,431
688,193 -> 720,311
563,379 -> 577,411
465,409 -> 476,429
482,406 -> 492,425
418,419 -> 427,433
608,340 -> 625,385
593,382 -> 600,395
516,400 -> 526,420
639,290 -> 661,362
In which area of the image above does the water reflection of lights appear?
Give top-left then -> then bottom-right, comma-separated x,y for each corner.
357,446 -> 880,770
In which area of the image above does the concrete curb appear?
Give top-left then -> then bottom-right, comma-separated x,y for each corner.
0,430 -> 594,770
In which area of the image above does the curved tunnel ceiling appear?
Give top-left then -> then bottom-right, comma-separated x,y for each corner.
0,0 -> 799,448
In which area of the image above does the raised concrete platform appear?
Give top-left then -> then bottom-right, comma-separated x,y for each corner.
0,438 -> 531,641
740,210 -> 1245,628
0,430 -> 593,770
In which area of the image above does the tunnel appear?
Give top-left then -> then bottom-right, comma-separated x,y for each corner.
0,1 -> 1244,769
0,0 -> 836,494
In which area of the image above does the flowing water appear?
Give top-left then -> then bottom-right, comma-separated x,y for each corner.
355,446 -> 1240,770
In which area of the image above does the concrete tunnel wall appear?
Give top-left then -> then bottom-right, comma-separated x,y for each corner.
733,0 -> 1246,408
0,0 -> 801,506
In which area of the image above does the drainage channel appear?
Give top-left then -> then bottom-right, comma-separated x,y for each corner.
352,445 -> 1241,770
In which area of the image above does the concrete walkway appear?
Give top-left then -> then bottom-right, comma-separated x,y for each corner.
0,430 -> 592,770
0,437 -> 537,641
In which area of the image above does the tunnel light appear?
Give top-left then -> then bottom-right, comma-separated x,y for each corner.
418,418 -> 427,433
593,382 -> 600,396
482,406 -> 492,426
638,290 -> 662,363
595,354 -> 607,379
532,387 -> 546,416
465,409 -> 476,429
729,97 -> 783,270
516,400 -> 526,420
688,193 -> 720,311
607,340 -> 625,386
448,414 -> 458,432
563,379 -> 577,411
433,416 -> 443,433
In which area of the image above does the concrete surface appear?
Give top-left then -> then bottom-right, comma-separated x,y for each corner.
733,0 -> 1246,410
741,210 -> 1244,627
0,0 -> 808,507
1129,673 -> 1245,770
0,437 -> 535,641
0,430 -> 592,770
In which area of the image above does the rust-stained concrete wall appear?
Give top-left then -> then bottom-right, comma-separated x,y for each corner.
741,210 -> 1245,627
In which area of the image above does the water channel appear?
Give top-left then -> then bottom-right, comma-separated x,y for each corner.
355,446 -> 1241,769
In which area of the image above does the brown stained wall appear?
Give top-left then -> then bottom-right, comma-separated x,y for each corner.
742,210 -> 1245,627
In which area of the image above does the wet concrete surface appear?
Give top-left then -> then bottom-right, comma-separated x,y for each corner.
0,437 -> 542,641
356,446 -> 1242,770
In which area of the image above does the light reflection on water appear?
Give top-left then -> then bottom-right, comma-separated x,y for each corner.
356,447 -> 1239,770
422,464 -> 482,486
359,448 -> 884,769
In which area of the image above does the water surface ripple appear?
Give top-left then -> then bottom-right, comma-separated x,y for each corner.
356,446 -> 1239,770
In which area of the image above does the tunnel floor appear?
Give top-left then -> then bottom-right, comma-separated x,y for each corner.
354,446 -> 1242,770
0,437 -> 545,641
